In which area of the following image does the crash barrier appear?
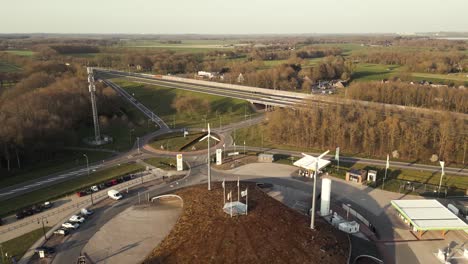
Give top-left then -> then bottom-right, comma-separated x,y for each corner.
0,171 -> 165,236
342,204 -> 370,227
151,194 -> 183,206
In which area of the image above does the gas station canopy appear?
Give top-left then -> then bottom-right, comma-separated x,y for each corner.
293,155 -> 331,172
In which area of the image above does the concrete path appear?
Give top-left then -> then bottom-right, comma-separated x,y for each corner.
82,199 -> 182,264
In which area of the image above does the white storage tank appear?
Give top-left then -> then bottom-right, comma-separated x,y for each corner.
320,178 -> 332,216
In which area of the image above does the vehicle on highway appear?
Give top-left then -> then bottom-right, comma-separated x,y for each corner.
53,229 -> 69,236
81,208 -> 93,216
107,189 -> 123,200
62,222 -> 80,229
31,205 -> 43,213
90,185 -> 99,192
35,246 -> 55,254
122,175 -> 132,181
69,215 -> 85,223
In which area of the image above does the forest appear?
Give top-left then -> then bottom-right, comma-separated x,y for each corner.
347,81 -> 468,113
265,102 -> 467,164
0,57 -> 123,172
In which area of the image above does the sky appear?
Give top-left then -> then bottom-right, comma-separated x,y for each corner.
1,0 -> 467,34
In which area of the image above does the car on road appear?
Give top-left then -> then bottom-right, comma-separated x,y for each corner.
34,246 -> 55,254
90,185 -> 99,192
53,229 -> 69,236
62,222 -> 80,229
107,189 -> 123,200
69,215 -> 85,223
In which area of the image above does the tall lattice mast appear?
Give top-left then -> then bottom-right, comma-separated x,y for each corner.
87,67 -> 101,143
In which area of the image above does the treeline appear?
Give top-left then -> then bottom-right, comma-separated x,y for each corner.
222,56 -> 352,90
265,103 -> 467,164
0,62 -> 121,172
352,49 -> 466,73
347,81 -> 468,113
50,45 -> 100,54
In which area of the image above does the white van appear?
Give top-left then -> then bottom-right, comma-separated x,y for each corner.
107,190 -> 123,200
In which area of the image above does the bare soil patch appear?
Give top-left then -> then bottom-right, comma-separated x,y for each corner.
144,182 -> 349,264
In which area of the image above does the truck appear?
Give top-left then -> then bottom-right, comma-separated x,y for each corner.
107,189 -> 123,200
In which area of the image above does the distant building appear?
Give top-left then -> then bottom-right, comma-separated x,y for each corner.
258,154 -> 274,163
197,71 -> 217,79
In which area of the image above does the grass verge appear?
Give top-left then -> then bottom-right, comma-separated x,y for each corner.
0,150 -> 113,188
1,227 -> 51,263
113,80 -> 257,128
0,163 -> 145,217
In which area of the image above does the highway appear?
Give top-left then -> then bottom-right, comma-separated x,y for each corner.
95,69 -> 468,122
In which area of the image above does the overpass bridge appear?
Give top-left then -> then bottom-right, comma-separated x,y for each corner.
95,68 -> 468,123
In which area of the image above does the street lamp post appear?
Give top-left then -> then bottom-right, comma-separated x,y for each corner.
37,217 -> 48,241
83,154 -> 89,176
137,137 -> 140,155
129,129 -> 134,145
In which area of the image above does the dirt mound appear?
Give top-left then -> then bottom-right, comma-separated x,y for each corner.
144,182 -> 349,264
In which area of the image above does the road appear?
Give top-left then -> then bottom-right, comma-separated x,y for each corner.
95,69 -> 468,121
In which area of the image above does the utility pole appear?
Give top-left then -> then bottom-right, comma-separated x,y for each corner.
137,137 -> 140,155
83,154 -> 89,176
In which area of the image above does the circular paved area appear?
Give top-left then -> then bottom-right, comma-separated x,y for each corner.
81,198 -> 182,264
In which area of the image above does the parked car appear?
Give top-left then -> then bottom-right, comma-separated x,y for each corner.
62,222 -> 80,229
98,183 -> 107,190
31,205 -> 43,213
15,211 -> 26,220
43,201 -> 53,209
53,229 -> 69,236
123,175 -> 132,181
116,178 -> 124,184
69,215 -> 85,223
107,189 -> 123,200
90,185 -> 99,192
76,191 -> 87,197
0,218 -> 3,226
81,208 -> 94,216
34,246 -> 55,254
110,179 -> 118,185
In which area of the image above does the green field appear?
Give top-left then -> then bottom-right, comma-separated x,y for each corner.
352,63 -> 401,81
3,50 -> 35,57
0,61 -> 21,72
0,162 -> 145,217
113,80 -> 256,128
1,227 -> 51,263
0,150 -> 113,188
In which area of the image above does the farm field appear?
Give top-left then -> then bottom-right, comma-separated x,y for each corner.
0,61 -> 21,72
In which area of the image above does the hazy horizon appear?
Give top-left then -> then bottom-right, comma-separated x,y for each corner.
1,0 -> 467,34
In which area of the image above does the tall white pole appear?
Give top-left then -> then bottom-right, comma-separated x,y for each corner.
208,135 -> 211,191
438,161 -> 445,196
246,188 -> 248,215
311,164 -> 317,229
223,180 -> 226,204
238,177 -> 240,202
